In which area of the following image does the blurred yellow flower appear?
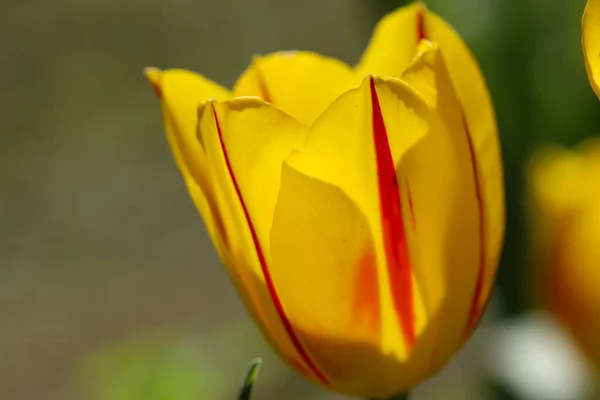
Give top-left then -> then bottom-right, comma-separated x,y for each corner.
145,3 -> 504,397
528,140 -> 600,372
583,0 -> 600,98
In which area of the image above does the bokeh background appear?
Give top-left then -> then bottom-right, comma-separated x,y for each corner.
1,0 -> 599,399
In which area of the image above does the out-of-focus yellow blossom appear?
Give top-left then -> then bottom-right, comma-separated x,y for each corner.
528,139 -> 600,372
145,3 -> 504,397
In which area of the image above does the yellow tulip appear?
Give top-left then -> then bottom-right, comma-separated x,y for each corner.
145,3 -> 504,397
583,0 -> 600,98
528,140 -> 600,372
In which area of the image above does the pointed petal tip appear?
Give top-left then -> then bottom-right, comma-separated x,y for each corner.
412,40 -> 439,63
143,66 -> 163,97
416,39 -> 437,52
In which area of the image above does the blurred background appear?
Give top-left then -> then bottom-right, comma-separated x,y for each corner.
1,0 -> 599,399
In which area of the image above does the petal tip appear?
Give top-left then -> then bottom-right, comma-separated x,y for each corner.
280,50 -> 298,58
144,66 -> 163,97
414,39 -> 439,59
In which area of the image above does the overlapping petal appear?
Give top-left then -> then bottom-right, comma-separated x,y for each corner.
146,69 -> 333,385
233,51 -> 357,125
359,4 -> 504,336
269,74 -> 477,396
401,40 -> 482,364
269,75 -> 432,396
195,98 -> 332,384
144,68 -> 230,248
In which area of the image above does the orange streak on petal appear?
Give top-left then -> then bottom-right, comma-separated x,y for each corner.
369,77 -> 416,350
210,104 -> 329,385
462,113 -> 487,337
351,246 -> 381,338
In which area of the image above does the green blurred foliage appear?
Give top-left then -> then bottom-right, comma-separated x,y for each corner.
81,337 -> 221,400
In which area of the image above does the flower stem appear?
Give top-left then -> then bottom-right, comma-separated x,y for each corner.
237,358 -> 262,400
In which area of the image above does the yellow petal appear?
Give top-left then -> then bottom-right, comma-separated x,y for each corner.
400,41 -> 482,363
232,51 -> 357,125
356,4 -> 504,322
355,2 -> 425,79
527,140 -> 600,307
422,13 -> 505,321
270,163 -> 381,395
551,195 -> 600,370
267,75 -> 464,397
144,67 -> 231,248
527,145 -> 592,272
528,140 -> 600,370
528,147 -> 588,229
583,0 -> 600,98
195,97 -> 335,385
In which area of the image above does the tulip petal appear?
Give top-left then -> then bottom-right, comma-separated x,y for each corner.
355,3 -> 425,79
270,164 -> 383,395
144,67 -> 231,248
356,6 -> 504,325
583,0 -> 600,99
419,11 -> 505,329
400,41 -> 482,363
195,98 -> 334,384
268,76 -> 453,396
232,51 -> 357,125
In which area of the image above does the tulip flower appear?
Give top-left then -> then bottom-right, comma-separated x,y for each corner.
583,0 -> 600,98
145,3 -> 504,398
528,140 -> 600,373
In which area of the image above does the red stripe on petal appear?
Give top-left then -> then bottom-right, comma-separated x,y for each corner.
211,104 -> 329,385
462,114 -> 487,337
150,81 -> 162,97
417,6 -> 427,41
369,77 -> 416,350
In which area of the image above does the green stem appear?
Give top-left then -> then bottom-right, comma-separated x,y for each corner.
237,358 -> 262,400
